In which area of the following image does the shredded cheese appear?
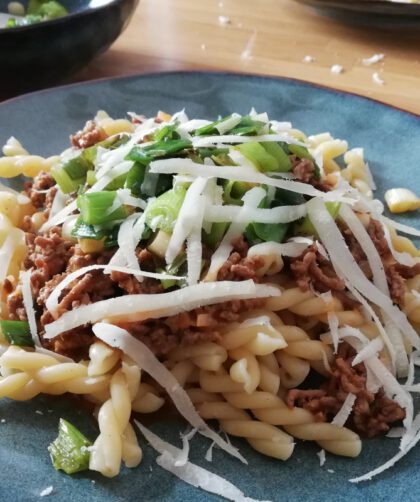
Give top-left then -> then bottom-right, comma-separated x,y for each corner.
166,177 -> 208,264
331,393 -> 356,427
44,281 -> 280,339
204,202 -> 307,224
45,264 -> 184,316
149,158 -> 356,203
317,449 -> 326,467
175,428 -> 197,467
135,421 -> 271,502
362,53 -> 384,66
20,270 -> 40,346
352,337 -> 384,366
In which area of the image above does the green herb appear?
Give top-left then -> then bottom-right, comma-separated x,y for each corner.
48,419 -> 92,475
236,142 -> 278,172
145,170 -> 173,197
245,220 -> 289,245
37,0 -> 67,18
51,165 -> 83,194
288,144 -> 312,160
105,172 -> 129,191
71,218 -> 119,248
230,116 -> 266,136
196,147 -> 229,159
194,115 -> 266,137
125,162 -> 173,198
202,222 -> 229,249
211,152 -> 236,166
145,185 -> 187,233
86,170 -> 97,187
64,156 -> 92,180
261,142 -> 292,172
6,0 -> 68,27
77,191 -> 127,226
245,191 -> 305,245
125,162 -> 147,196
194,115 -> 232,136
27,0 -> 67,16
154,122 -> 180,142
51,155 -> 93,194
0,320 -> 33,347
159,254 -> 187,289
222,180 -> 251,205
126,139 -> 192,165
6,18 -> 18,27
273,188 -> 306,206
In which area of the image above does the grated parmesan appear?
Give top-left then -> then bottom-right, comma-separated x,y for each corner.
330,65 -> 344,74
136,421 -> 271,502
362,53 -> 384,66
40,486 -> 53,497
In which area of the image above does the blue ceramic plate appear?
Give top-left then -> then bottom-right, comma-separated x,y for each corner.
0,72 -> 419,502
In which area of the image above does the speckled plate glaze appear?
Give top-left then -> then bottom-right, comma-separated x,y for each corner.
0,72 -> 419,502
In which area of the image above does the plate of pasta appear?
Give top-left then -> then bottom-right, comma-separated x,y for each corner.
0,72 -> 419,502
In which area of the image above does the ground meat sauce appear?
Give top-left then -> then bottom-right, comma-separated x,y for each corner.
119,319 -> 221,358
287,343 -> 405,437
217,253 -> 265,282
367,219 -> 391,258
291,158 -> 316,184
215,235 -> 265,282
70,120 -> 107,149
24,171 -> 57,216
386,262 -> 420,305
6,289 -> 27,321
291,244 -> 344,292
290,243 -> 360,310
291,156 -> 331,192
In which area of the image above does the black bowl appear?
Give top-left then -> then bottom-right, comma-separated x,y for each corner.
0,0 -> 138,98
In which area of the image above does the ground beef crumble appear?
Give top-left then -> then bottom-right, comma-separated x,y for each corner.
286,343 -> 405,437
291,156 -> 331,192
386,262 -> 420,305
70,120 -> 107,149
24,171 -> 57,218
118,319 -> 222,358
292,158 -> 316,184
290,243 -> 360,310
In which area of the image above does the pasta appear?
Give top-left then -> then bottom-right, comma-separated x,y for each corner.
0,108 -> 418,498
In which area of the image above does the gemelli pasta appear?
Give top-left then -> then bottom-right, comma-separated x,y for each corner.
0,108 -> 419,498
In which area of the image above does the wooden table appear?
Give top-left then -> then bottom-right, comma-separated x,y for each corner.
74,0 -> 420,114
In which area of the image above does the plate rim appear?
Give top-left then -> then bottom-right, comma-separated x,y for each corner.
294,0 -> 420,16
1,69 -> 419,122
